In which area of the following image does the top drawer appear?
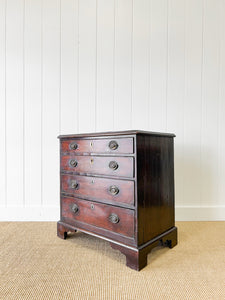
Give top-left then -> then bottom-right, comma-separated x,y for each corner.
61,138 -> 134,154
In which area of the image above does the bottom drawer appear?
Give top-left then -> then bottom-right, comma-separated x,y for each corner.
61,196 -> 134,238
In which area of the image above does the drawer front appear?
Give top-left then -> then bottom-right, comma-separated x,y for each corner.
61,196 -> 134,238
61,137 -> 133,154
61,155 -> 134,178
61,174 -> 134,207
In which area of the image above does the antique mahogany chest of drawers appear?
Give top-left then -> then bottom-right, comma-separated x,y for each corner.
57,130 -> 177,271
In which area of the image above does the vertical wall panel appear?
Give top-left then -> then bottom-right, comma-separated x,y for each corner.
5,0 -> 24,207
218,0 -> 225,206
60,0 -> 79,134
182,0 -> 202,206
42,0 -> 60,207
167,0 -> 185,206
201,0 -> 220,206
132,0 -> 149,130
78,0 -> 96,133
149,0 -> 168,132
24,0 -> 42,207
114,0 -> 132,130
96,0 -> 114,131
1,0 -> 225,220
0,0 -> 6,207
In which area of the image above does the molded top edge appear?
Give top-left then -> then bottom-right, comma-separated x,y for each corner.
58,130 -> 176,139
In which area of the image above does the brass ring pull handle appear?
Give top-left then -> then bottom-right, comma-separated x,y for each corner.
109,213 -> 120,224
71,203 -> 79,214
71,180 -> 79,190
70,142 -> 78,150
109,161 -> 118,170
109,140 -> 118,150
109,185 -> 119,195
69,159 -> 78,168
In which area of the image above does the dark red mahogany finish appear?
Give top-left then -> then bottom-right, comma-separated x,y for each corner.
61,196 -> 134,238
61,137 -> 134,154
61,155 -> 134,177
61,174 -> 134,207
57,130 -> 177,271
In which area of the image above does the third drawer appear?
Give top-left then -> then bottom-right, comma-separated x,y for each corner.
61,174 -> 134,207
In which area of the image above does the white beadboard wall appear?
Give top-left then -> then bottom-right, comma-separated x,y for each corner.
0,0 -> 225,221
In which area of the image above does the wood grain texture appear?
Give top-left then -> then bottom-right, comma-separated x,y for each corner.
61,196 -> 135,238
136,134 -> 175,245
61,155 -> 134,178
61,137 -> 133,154
58,130 -> 175,139
61,174 -> 134,207
110,227 -> 177,271
58,131 -> 176,270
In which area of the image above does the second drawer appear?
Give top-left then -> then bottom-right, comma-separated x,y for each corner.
61,174 -> 134,207
61,155 -> 134,178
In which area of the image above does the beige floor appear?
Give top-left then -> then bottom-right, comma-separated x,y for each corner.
0,222 -> 225,300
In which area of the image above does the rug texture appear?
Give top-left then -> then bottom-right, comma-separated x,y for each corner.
0,222 -> 224,299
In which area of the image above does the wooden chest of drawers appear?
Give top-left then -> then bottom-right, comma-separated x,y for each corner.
57,130 -> 177,271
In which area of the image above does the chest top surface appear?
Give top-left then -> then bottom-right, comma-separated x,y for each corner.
58,129 -> 175,139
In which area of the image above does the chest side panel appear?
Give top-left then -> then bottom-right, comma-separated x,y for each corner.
137,134 -> 175,245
